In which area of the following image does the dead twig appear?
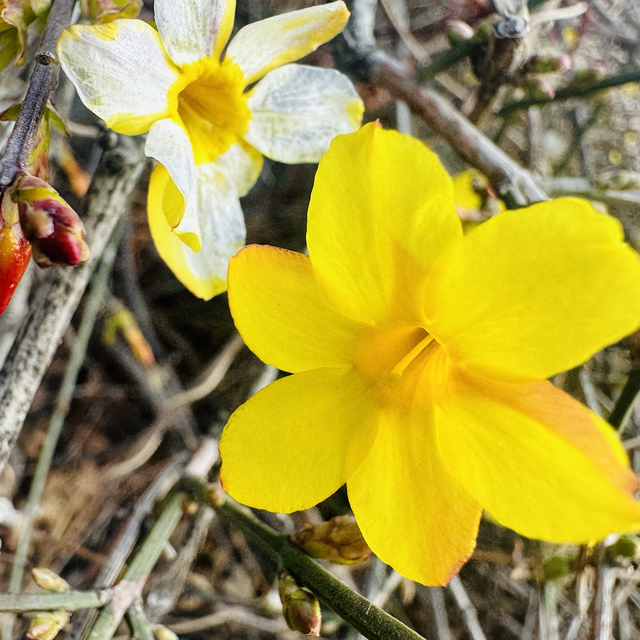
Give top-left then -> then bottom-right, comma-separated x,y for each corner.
0,135 -> 148,473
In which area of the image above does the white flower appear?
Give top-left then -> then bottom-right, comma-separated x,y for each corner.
58,0 -> 363,298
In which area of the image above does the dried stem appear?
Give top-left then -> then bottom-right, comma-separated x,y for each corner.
340,1 -> 548,208
84,439 -> 219,640
375,59 -> 548,207
0,136 -> 148,473
0,0 -> 75,188
2,222 -> 125,640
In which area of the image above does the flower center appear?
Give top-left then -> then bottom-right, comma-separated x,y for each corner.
382,333 -> 435,388
177,58 -> 251,165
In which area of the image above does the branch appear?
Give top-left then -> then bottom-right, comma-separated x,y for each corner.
209,493 -> 426,640
0,136 -> 148,473
498,69 -> 640,116
0,0 -> 75,188
339,1 -> 548,208
84,439 -> 219,640
2,223 -> 126,640
0,591 -> 111,613
375,59 -> 548,207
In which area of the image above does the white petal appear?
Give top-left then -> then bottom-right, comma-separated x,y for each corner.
145,119 -> 199,248
155,0 -> 236,66
215,141 -> 263,197
226,1 -> 349,85
58,20 -> 179,135
147,163 -> 245,300
245,65 -> 363,164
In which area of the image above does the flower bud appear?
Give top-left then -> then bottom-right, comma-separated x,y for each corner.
0,191 -> 30,314
278,573 -> 321,637
523,54 -> 572,75
153,625 -> 179,640
567,66 -> 606,91
291,515 -> 371,565
12,175 -> 90,268
31,568 -> 70,593
521,76 -> 555,101
445,20 -> 474,46
26,610 -> 69,640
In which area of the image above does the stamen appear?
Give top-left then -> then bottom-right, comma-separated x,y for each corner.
390,334 -> 434,376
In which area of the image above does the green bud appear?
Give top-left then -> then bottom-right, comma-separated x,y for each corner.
153,624 -> 179,640
31,568 -> 70,593
523,54 -> 571,74
446,20 -> 474,46
291,515 -> 371,565
278,573 -> 322,637
568,67 -> 606,91
27,610 -> 69,640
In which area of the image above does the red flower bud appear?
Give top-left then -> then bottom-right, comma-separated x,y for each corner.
12,175 -> 90,268
0,190 -> 30,314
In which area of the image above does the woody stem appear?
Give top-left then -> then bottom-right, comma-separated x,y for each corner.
0,0 -> 76,188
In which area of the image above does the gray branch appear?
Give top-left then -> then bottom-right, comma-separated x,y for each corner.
0,135 -> 148,472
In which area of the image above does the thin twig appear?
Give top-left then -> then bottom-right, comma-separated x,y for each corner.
2,222 -> 125,640
104,334 -> 244,480
339,1 -> 548,208
0,591 -> 111,613
375,59 -> 548,207
167,607 -> 291,636
0,136 -> 147,473
0,0 -> 75,188
426,587 -> 453,640
609,371 -> 640,434
498,69 -> 640,116
590,547 -> 616,640
84,439 -> 219,640
124,600 -> 155,640
68,454 -> 188,640
448,576 -> 487,640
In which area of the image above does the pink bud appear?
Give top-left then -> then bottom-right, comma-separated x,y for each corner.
12,175 -> 90,268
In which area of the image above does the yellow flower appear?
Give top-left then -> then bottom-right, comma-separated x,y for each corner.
57,0 -> 363,299
219,123 -> 640,586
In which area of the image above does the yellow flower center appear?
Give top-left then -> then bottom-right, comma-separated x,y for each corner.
176,58 -> 251,165
382,333 -> 435,388
356,326 -> 442,403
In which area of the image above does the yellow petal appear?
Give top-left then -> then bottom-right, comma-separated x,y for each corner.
436,364 -> 640,542
155,0 -> 235,65
58,21 -> 180,135
225,1 -> 349,85
145,118 -> 196,236
220,368 -> 379,513
147,163 -> 244,299
425,198 -> 640,382
307,123 -> 462,325
228,245 -> 375,373
348,348 -> 482,586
